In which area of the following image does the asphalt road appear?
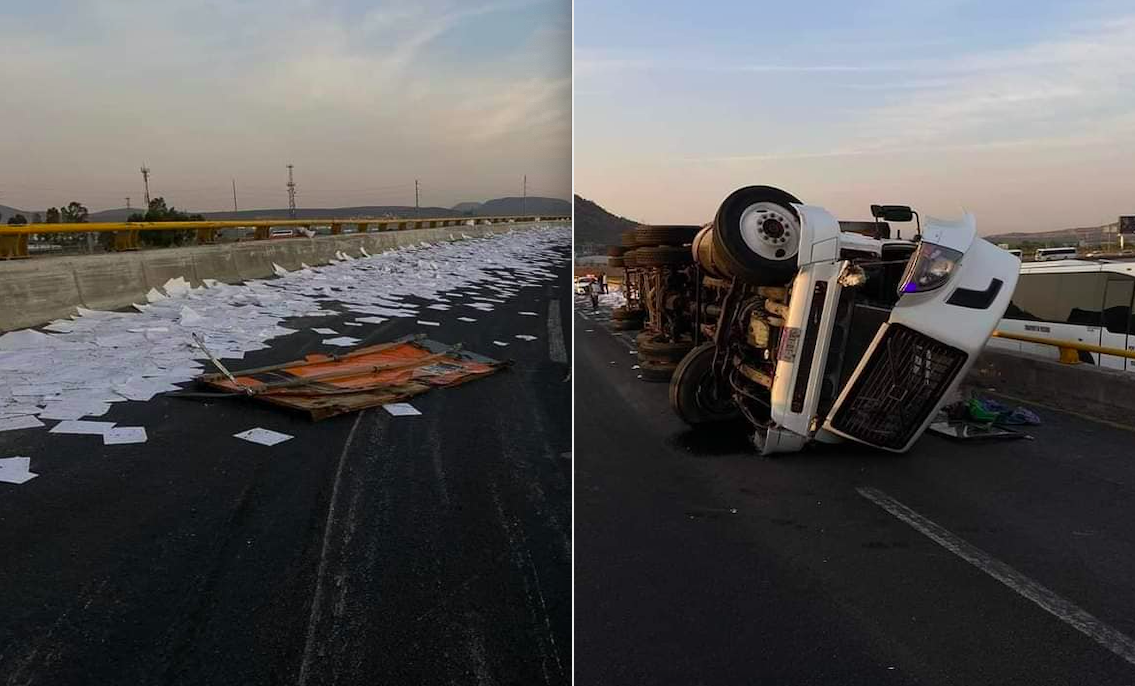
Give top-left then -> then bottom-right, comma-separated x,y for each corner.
575,300 -> 1135,686
0,245 -> 572,686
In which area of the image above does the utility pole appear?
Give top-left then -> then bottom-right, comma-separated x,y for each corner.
415,179 -> 420,217
140,164 -> 151,206
522,174 -> 527,215
125,197 -> 131,210
286,164 -> 297,219
231,179 -> 239,212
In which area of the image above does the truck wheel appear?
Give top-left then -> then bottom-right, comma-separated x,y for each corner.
712,185 -> 802,285
669,342 -> 738,425
634,245 -> 692,267
639,360 -> 677,382
634,224 -> 701,247
637,333 -> 694,361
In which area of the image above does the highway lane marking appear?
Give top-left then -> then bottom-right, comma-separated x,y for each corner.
857,486 -> 1135,667
296,409 -> 367,686
548,299 -> 568,364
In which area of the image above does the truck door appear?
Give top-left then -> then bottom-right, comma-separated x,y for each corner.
1100,274 -> 1134,371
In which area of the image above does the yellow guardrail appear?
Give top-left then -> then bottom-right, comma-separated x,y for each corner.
0,215 -> 570,259
991,330 -> 1135,364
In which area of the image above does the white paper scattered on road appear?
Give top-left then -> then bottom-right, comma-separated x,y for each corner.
343,322 -> 362,327
417,320 -> 441,327
322,336 -> 360,347
0,457 -> 37,485
427,304 -> 451,311
312,327 -> 337,334
233,428 -> 293,446
457,316 -> 477,322
103,427 -> 148,445
0,415 -> 46,432
38,401 -> 111,420
50,420 -> 116,436
382,403 -> 422,417
515,335 -> 537,341
493,341 -> 509,347
355,316 -> 388,324
519,311 -> 538,316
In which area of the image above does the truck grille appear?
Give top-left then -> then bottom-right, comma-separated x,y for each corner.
828,324 -> 966,450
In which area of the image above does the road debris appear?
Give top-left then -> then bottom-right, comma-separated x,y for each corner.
0,457 -> 37,484
103,427 -> 148,445
196,335 -> 508,420
49,420 -> 116,436
383,403 -> 422,417
233,428 -> 293,446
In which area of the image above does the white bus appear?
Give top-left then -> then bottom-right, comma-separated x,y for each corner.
993,259 -> 1135,371
1033,246 -> 1077,262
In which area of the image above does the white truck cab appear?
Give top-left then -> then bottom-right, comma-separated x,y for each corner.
670,186 -> 1019,455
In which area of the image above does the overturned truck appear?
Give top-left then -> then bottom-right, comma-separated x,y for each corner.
670,185 -> 1018,455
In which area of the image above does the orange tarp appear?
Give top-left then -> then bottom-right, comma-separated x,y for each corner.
197,336 -> 507,420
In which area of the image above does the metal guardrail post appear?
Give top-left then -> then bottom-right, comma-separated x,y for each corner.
112,229 -> 140,252
0,233 -> 28,259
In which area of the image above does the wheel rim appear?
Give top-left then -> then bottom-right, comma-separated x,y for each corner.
737,202 -> 799,261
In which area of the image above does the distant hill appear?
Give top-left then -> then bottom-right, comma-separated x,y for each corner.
574,195 -> 638,254
0,204 -> 30,221
475,196 -> 570,216
79,196 -> 568,223
986,225 -> 1105,247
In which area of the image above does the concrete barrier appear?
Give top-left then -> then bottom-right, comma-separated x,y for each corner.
966,348 -> 1135,426
71,253 -> 148,312
141,251 -> 201,290
0,260 -> 83,330
0,221 -> 566,332
190,247 -> 241,285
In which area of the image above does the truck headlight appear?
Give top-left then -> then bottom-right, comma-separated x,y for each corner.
898,242 -> 962,294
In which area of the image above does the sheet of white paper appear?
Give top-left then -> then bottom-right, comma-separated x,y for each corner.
312,328 -> 337,334
356,316 -> 387,324
382,403 -> 422,417
0,415 -> 46,432
50,420 -> 116,435
322,336 -> 360,347
233,427 -> 293,446
493,341 -> 509,347
518,311 -> 538,316
457,317 -> 477,322
103,427 -> 148,445
416,320 -> 441,327
343,322 -> 362,327
0,457 -> 37,484
515,335 -> 538,341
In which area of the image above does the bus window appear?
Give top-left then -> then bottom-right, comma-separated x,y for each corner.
1005,272 -> 1104,325
1102,275 -> 1135,334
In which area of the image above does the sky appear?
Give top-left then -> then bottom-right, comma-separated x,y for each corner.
575,0 -> 1135,235
0,0 -> 570,213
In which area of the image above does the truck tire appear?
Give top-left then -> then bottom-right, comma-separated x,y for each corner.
639,360 -> 677,382
636,333 -> 694,361
634,245 -> 692,267
712,185 -> 802,285
634,224 -> 701,247
669,342 -> 739,425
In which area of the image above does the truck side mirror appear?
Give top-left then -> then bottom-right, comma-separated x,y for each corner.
870,204 -> 914,222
